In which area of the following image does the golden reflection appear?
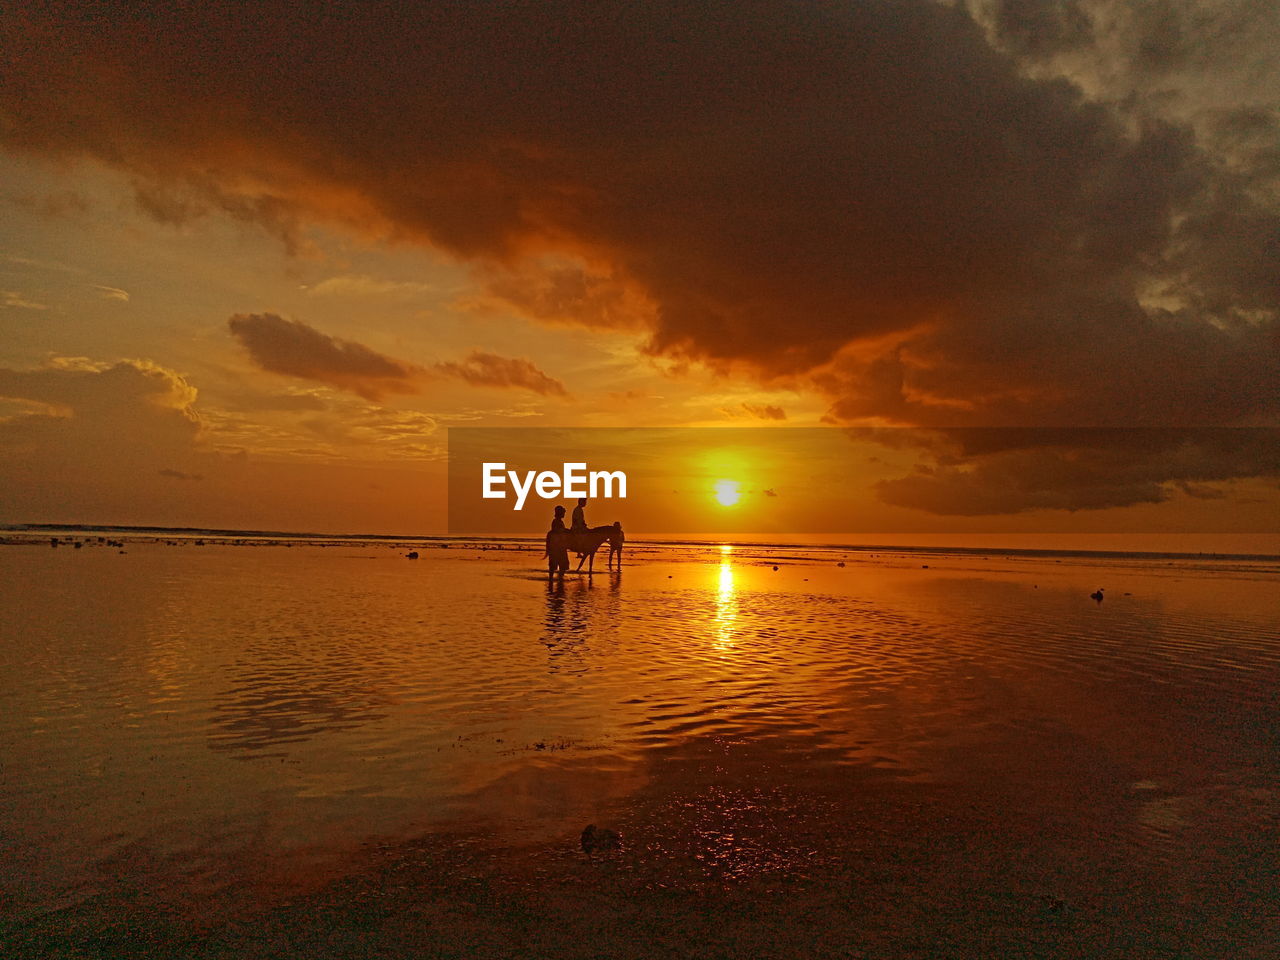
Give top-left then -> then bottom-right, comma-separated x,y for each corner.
713,548 -> 738,651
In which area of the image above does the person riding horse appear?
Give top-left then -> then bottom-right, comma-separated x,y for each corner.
570,497 -> 588,532
545,505 -> 623,577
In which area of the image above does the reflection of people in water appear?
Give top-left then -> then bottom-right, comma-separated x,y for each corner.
570,497 -> 588,532
541,567 -> 621,673
545,505 -> 569,578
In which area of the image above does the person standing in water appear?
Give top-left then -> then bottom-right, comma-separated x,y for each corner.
545,505 -> 569,578
570,497 -> 589,532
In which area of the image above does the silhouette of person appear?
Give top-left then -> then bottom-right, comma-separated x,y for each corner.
545,505 -> 569,578
607,520 -> 624,569
570,497 -> 588,533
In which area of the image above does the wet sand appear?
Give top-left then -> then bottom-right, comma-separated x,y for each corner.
2,538 -> 1278,957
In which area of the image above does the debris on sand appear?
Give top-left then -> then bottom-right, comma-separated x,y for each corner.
580,824 -> 621,854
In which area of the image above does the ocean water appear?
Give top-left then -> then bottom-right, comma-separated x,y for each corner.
2,537 -> 1278,956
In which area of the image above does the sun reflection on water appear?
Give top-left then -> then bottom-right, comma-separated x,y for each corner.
714,545 -> 737,652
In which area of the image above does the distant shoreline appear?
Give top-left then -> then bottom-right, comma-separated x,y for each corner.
5,522 -> 1278,563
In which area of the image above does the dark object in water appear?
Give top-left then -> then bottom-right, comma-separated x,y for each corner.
1091,588 -> 1104,602
922,564 -> 929,569
406,551 -> 419,559
580,824 -> 620,854
837,561 -> 845,567
772,565 -> 778,571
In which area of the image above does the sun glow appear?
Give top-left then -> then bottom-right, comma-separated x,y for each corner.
714,479 -> 741,506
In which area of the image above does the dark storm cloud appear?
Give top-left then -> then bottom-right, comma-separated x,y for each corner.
3,0 -> 1276,426
978,0 -> 1093,57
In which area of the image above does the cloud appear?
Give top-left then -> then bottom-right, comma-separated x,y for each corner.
92,284 -> 130,302
872,427 -> 1280,515
1,189 -> 91,218
159,467 -> 203,480
0,358 -> 206,519
0,355 -> 452,532
0,356 -> 198,421
470,260 -> 655,330
228,312 -> 420,401
2,291 -> 48,311
3,1 -> 1276,425
741,403 -> 787,421
228,312 -> 566,400
304,275 -> 437,299
431,351 -> 568,397
222,389 -> 329,413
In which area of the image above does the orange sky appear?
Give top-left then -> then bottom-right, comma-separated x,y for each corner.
0,1 -> 1277,542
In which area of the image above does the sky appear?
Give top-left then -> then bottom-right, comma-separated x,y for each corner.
1,0 -> 1277,541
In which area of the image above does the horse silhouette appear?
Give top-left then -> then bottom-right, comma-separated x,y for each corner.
547,523 -> 624,576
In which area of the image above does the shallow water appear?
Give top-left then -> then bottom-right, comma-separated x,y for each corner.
2,539 -> 1278,955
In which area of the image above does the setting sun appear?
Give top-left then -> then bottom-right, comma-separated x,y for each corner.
714,479 -> 741,506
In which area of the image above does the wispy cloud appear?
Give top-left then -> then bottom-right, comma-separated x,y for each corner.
2,291 -> 49,311
431,351 -> 568,398
303,274 -> 437,299
92,284 -> 130,302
